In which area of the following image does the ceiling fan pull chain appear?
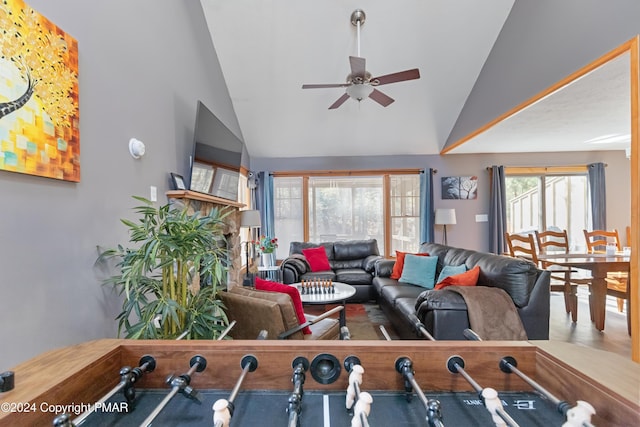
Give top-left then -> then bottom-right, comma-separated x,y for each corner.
356,19 -> 361,57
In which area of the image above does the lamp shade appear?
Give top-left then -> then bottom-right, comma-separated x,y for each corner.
435,208 -> 457,225
346,83 -> 374,101
240,210 -> 261,228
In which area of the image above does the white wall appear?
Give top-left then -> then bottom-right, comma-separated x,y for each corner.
0,0 -> 241,368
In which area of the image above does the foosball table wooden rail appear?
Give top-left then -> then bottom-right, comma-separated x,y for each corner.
1,339 -> 638,425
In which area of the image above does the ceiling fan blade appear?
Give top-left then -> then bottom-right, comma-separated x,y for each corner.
369,89 -> 394,107
328,93 -> 350,109
371,68 -> 420,86
349,56 -> 366,77
302,83 -> 350,89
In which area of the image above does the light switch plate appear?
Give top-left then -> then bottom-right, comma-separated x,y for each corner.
150,186 -> 157,202
475,214 -> 488,222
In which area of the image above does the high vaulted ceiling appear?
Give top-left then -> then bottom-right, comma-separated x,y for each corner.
446,52 -> 631,155
200,0 -> 515,158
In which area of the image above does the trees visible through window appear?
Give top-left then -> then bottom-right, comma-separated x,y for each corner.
273,172 -> 420,258
506,172 -> 590,251
308,176 -> 384,250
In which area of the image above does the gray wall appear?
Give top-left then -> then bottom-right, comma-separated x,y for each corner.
448,0 -> 640,146
0,0 -> 242,368
252,150 -> 631,252
1,0 -> 635,368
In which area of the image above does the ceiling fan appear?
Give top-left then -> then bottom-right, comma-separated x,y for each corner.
302,9 -> 420,109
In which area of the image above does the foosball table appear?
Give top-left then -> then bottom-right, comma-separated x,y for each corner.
0,339 -> 638,426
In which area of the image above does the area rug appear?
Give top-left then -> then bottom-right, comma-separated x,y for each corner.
305,303 -> 398,340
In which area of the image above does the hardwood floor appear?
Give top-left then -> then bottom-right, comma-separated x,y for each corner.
318,289 -> 632,358
548,288 -> 631,359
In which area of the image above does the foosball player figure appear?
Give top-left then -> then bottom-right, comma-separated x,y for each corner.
351,392 -> 372,427
346,364 -> 364,410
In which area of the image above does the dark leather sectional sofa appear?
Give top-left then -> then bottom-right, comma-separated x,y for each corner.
281,239 -> 383,302
373,242 -> 551,340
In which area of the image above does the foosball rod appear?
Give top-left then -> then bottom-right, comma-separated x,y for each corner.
52,355 -> 157,427
341,325 -> 351,340
175,320 -> 237,341
499,357 -> 595,427
408,314 -> 436,341
462,328 -> 483,341
446,356 -> 519,427
463,331 -> 595,427
395,357 -> 444,427
287,357 -> 309,427
344,357 -> 370,427
217,320 -> 237,340
379,325 -> 392,341
139,355 -> 207,427
213,355 -> 259,427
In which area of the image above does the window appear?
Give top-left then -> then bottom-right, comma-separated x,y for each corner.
237,172 -> 251,267
308,176 -> 384,250
506,170 -> 590,251
273,171 -> 420,257
274,176 -> 304,259
390,175 -> 421,253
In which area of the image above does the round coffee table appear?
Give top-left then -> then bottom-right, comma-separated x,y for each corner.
291,281 -> 356,327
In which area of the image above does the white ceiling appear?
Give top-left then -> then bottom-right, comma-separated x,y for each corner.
446,52 -> 631,154
200,0 -> 516,158
200,1 -> 631,159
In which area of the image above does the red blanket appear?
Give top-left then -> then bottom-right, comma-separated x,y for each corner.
255,277 -> 311,334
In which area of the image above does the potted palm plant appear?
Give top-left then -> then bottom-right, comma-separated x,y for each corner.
98,196 -> 230,339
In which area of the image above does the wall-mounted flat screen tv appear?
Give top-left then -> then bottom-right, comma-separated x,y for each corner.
188,101 -> 244,201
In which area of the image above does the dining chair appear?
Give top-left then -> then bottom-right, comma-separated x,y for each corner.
505,232 -> 580,321
583,229 -> 630,325
504,232 -> 538,262
534,229 -> 592,322
583,229 -> 621,253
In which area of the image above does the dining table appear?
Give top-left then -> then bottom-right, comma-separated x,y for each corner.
536,252 -> 630,331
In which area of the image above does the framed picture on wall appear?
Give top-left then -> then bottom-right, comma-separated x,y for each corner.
170,173 -> 186,190
190,162 -> 215,193
211,167 -> 240,201
441,176 -> 478,199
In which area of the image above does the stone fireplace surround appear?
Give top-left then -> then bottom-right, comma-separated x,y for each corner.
166,190 -> 245,289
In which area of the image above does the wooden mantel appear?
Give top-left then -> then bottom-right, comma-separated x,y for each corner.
166,190 -> 245,208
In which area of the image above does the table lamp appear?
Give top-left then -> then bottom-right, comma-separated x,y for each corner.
435,208 -> 456,246
240,210 -> 261,285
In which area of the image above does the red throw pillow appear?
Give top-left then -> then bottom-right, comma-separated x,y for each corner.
434,266 -> 480,290
254,277 -> 311,334
302,247 -> 331,272
390,251 -> 430,279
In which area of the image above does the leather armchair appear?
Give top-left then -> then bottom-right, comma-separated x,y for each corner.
219,286 -> 340,340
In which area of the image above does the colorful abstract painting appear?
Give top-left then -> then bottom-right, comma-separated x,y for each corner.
0,0 -> 79,181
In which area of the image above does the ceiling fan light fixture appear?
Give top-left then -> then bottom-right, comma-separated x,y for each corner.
301,9 -> 419,109
346,83 -> 374,101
